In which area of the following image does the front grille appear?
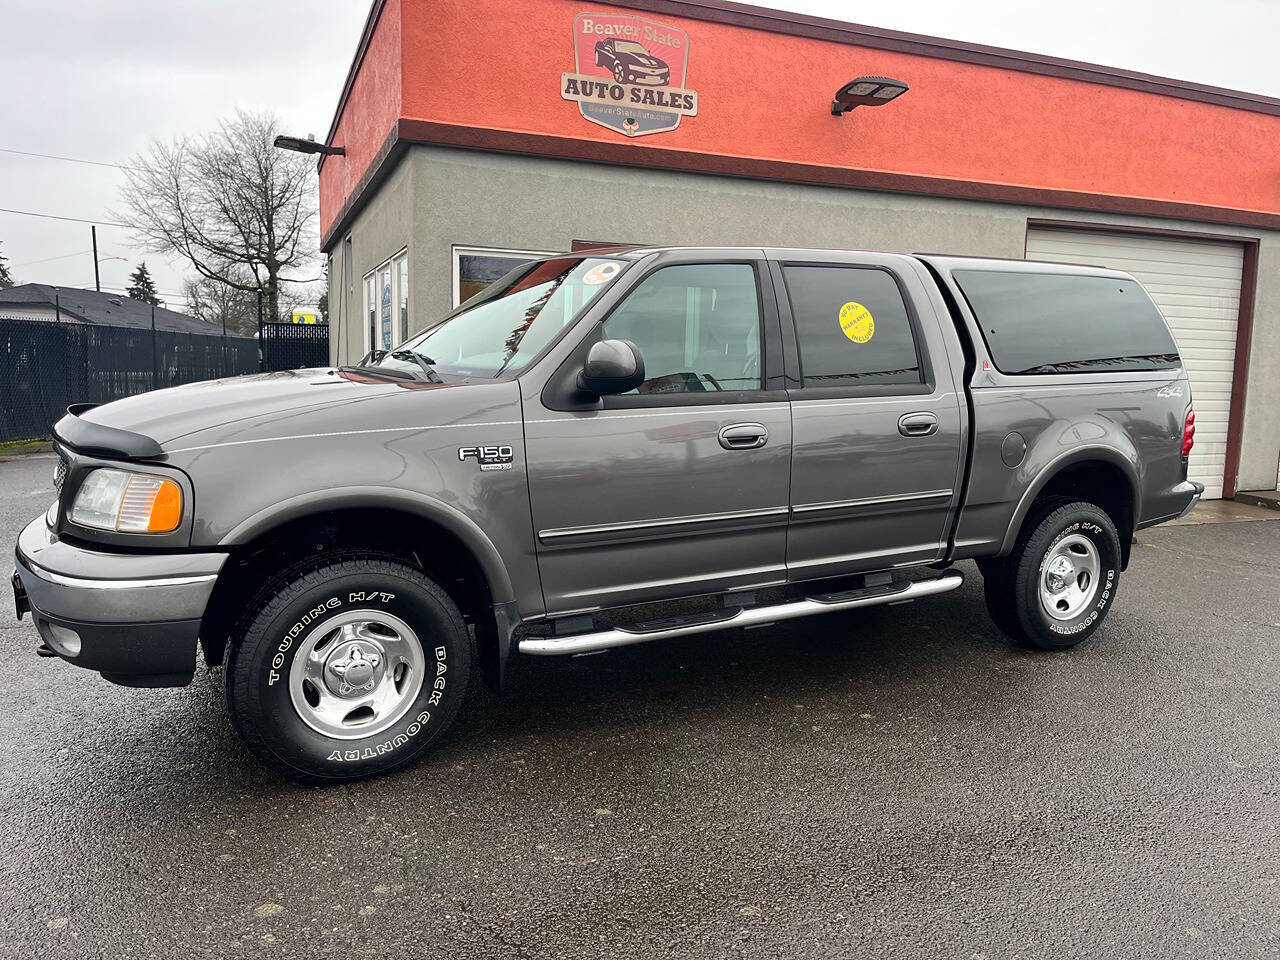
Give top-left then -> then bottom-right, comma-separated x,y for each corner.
53,455 -> 68,496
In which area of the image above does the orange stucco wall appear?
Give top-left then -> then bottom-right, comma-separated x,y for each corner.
320,0 -> 1280,237
319,0 -> 403,232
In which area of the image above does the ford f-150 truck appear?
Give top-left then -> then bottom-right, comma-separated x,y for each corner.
12,246 -> 1202,781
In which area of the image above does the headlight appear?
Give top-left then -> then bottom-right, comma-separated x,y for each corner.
70,468 -> 183,533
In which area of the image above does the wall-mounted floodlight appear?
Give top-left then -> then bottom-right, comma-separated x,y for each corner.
273,134 -> 346,156
831,76 -> 909,116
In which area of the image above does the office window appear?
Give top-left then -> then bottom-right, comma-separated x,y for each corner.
395,253 -> 409,343
363,247 -> 410,353
453,246 -> 557,308
364,273 -> 377,355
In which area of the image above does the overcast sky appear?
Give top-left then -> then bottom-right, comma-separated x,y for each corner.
4,0 -> 1278,310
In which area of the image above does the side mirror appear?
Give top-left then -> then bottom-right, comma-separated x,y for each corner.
579,339 -> 645,396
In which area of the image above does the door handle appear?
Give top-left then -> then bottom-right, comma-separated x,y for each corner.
718,422 -> 769,450
898,412 -> 938,438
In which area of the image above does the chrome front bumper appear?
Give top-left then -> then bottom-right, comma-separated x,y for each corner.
13,515 -> 227,686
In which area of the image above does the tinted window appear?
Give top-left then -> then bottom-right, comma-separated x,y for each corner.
953,270 -> 1181,375
602,264 -> 762,394
783,266 -> 922,386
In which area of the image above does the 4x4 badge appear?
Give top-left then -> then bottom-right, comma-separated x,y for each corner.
458,445 -> 514,471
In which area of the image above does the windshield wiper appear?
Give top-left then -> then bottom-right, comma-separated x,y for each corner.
391,349 -> 443,383
339,364 -> 418,382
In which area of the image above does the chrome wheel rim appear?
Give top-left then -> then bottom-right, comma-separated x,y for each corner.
287,610 -> 425,740
1039,534 -> 1101,621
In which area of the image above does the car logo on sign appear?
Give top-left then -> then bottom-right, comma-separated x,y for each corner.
561,12 -> 698,138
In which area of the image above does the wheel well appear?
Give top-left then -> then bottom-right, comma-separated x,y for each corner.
200,508 -> 498,679
1028,460 -> 1135,568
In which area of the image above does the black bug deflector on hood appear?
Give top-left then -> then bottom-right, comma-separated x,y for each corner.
53,404 -> 165,460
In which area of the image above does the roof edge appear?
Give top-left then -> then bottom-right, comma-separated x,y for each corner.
321,0 -> 1280,158
605,0 -> 1280,115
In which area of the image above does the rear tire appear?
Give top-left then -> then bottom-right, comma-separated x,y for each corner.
984,500 -> 1121,650
226,552 -> 472,783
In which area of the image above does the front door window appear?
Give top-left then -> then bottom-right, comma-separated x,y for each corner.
601,263 -> 762,395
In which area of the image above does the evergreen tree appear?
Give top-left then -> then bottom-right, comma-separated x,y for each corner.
0,241 -> 14,289
126,261 -> 160,304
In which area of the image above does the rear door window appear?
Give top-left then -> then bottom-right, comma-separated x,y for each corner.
952,270 -> 1181,375
782,266 -> 923,387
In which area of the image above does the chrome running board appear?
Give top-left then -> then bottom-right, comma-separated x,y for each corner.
519,570 -> 964,656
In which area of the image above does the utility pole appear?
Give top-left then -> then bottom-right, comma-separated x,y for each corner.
91,225 -> 101,292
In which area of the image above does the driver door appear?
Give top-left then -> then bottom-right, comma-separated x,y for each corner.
522,251 -> 792,616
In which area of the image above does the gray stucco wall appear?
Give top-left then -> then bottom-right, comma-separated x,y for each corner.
326,145 -> 1280,492
326,154 -> 416,361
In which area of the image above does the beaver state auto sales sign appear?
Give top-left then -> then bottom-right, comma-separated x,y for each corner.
561,12 -> 698,137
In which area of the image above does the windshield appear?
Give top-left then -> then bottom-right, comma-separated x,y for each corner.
364,257 -> 626,380
616,41 -> 648,54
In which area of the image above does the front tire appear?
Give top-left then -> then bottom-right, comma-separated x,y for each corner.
226,552 -> 471,782
984,501 -> 1121,650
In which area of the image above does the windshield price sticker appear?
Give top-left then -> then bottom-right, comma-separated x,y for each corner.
583,262 -> 621,285
839,301 -> 875,344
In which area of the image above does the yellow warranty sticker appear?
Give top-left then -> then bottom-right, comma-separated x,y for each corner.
839,301 -> 875,343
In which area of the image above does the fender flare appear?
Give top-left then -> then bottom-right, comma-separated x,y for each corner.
219,486 -> 517,605
997,445 -> 1140,557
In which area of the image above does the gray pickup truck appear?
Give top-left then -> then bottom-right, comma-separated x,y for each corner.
13,247 -> 1202,781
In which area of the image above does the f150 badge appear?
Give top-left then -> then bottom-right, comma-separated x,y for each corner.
458,445 -> 514,471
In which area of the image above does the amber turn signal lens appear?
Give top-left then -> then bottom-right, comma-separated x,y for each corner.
147,479 -> 183,532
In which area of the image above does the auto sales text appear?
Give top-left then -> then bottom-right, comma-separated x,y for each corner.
561,73 -> 698,114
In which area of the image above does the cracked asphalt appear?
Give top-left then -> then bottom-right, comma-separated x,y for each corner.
1,453 -> 1277,959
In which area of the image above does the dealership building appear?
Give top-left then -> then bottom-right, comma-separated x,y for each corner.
319,0 -> 1280,499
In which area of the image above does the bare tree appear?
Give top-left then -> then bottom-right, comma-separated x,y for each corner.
183,273 -> 259,337
117,110 -> 317,325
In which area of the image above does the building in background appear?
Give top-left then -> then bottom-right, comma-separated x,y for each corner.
318,0 -> 1280,499
0,283 -> 214,335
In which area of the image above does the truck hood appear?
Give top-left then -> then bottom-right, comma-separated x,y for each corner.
74,368 -> 439,446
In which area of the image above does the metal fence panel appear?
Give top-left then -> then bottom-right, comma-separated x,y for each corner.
261,322 -> 329,372
0,318 -> 259,443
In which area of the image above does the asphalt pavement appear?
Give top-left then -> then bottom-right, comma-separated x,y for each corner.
1,453 -> 1277,959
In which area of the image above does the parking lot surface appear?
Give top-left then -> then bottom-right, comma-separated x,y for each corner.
2,453 -> 1277,959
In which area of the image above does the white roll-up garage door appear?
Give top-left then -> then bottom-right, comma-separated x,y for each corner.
1025,226 -> 1244,500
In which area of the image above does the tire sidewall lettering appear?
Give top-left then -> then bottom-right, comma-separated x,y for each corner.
253,575 -> 457,770
1039,517 -> 1118,637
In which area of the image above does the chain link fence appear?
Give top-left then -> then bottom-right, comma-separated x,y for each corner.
0,319 -> 260,443
260,322 -> 330,371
